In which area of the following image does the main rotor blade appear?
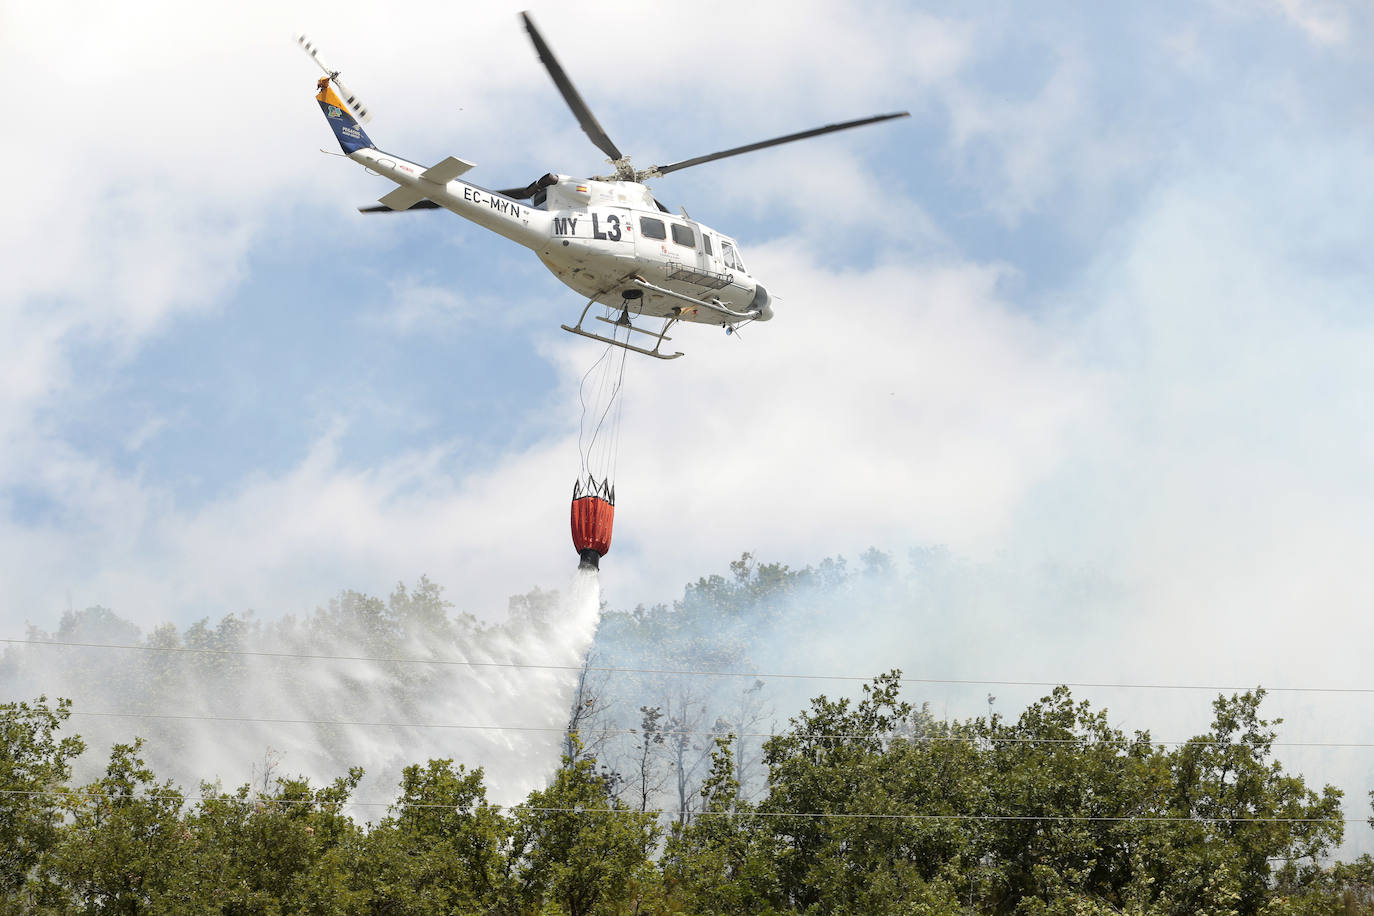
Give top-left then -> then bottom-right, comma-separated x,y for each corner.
520,11 -> 624,163
496,173 -> 559,200
358,200 -> 443,213
650,112 -> 910,177
498,182 -> 549,200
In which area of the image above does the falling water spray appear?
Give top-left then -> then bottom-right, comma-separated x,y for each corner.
4,570 -> 608,808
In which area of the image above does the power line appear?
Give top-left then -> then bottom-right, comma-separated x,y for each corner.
57,709 -> 1374,752
0,788 -> 1357,825
69,710 -> 560,734
5,637 -> 1373,695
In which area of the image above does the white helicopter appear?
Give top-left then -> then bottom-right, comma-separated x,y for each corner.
301,14 -> 907,359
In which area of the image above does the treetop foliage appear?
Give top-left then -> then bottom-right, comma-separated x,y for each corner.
3,677 -> 1371,914
4,553 -> 1374,912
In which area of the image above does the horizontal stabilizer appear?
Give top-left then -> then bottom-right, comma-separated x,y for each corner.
420,156 -> 476,184
376,186 -> 427,211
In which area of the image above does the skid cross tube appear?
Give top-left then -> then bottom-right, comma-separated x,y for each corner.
593,314 -> 673,341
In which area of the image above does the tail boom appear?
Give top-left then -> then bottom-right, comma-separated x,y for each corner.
349,147 -> 552,251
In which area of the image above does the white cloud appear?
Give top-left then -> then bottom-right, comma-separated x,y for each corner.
1001,139 -> 1374,739
366,277 -> 474,335
0,232 -> 1090,625
590,245 -> 1092,603
1274,0 -> 1350,45
943,51 -> 1090,222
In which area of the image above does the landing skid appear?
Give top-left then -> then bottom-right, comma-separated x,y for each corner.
562,300 -> 684,360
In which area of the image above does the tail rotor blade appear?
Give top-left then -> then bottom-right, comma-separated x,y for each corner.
329,76 -> 371,124
296,33 -> 373,124
296,34 -> 336,76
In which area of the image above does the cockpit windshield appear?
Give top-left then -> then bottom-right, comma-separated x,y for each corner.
720,239 -> 746,272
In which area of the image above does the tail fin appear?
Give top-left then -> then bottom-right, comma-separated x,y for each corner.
316,78 -> 375,154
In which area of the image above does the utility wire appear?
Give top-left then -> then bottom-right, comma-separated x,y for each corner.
0,788 -> 1356,824
5,637 -> 1371,695
57,710 -> 1374,751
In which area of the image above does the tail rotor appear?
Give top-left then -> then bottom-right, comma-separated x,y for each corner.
296,34 -> 372,124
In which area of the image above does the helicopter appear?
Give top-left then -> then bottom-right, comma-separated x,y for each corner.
301,13 -> 908,359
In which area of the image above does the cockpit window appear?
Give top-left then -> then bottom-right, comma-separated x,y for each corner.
721,239 -> 745,272
670,223 -> 696,248
703,234 -> 713,256
640,217 -> 666,240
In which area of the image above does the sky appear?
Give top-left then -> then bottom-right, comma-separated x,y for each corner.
4,0 -> 1374,840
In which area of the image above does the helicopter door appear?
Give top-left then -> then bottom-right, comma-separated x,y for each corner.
669,221 -> 706,273
701,230 -> 719,271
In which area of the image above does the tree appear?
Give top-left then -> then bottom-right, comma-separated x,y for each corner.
171,768 -> 369,916
758,670 -> 971,913
662,736 -> 780,914
1157,689 -> 1344,915
975,686 -> 1166,914
0,697 -> 85,907
358,758 -> 511,914
510,745 -> 660,916
33,739 -> 192,914
664,688 -> 714,826
631,706 -> 668,814
565,649 -> 614,764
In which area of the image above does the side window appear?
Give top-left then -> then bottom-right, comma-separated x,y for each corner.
703,234 -> 713,256
670,223 -> 696,248
640,217 -> 666,240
